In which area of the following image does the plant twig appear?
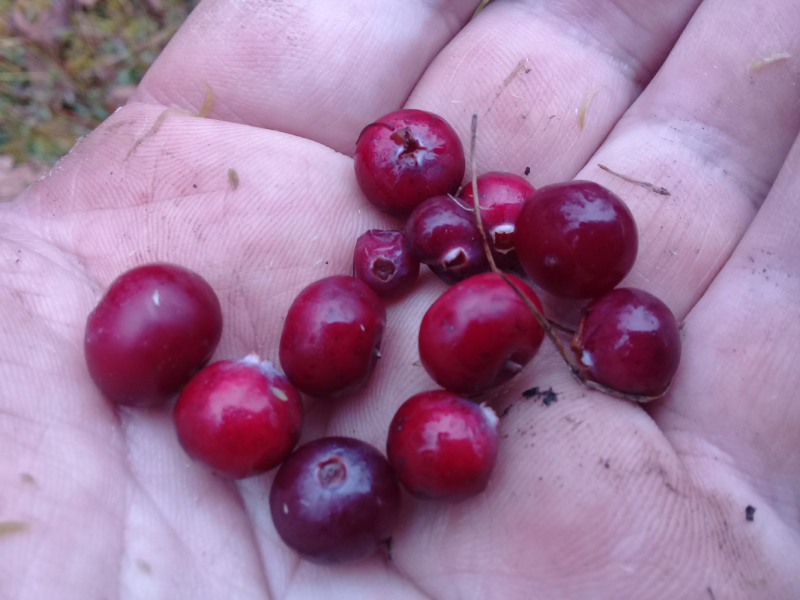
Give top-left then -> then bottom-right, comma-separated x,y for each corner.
598,164 -> 670,196
469,116 -> 671,403
469,114 -> 582,376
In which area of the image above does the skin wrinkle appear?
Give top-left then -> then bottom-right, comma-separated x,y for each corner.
531,0 -> 701,84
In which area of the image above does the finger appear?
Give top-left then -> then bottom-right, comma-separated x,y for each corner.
406,0 -> 702,183
132,0 -> 479,154
652,130 -> 800,522
583,0 -> 800,316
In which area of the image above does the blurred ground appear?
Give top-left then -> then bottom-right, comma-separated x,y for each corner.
0,0 -> 196,200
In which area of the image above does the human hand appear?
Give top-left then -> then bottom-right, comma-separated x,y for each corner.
1,1 -> 799,598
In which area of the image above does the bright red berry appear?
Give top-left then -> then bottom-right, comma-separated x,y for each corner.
386,390 -> 499,501
84,263 -> 222,407
516,181 -> 638,298
269,437 -> 401,564
458,171 -> 535,271
405,194 -> 488,285
354,109 -> 465,216
353,229 -> 420,298
574,288 -> 681,396
173,355 -> 303,478
419,272 -> 545,395
279,275 -> 386,398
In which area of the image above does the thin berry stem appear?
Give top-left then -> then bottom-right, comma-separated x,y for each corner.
468,114 -> 582,376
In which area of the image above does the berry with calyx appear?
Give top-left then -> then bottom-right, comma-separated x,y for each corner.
84,263 -> 222,407
386,390 -> 499,501
174,354 -> 303,478
516,181 -> 638,298
279,275 -> 386,398
353,229 -> 420,298
269,436 -> 401,564
459,171 -> 534,271
573,287 -> 681,396
418,272 -> 545,395
354,109 -> 465,216
405,194 -> 488,285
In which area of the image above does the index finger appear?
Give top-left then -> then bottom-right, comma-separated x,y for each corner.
132,0 -> 479,154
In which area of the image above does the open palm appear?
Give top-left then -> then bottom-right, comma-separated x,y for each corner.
2,1 -> 800,598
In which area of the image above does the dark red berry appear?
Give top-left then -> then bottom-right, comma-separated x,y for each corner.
279,275 -> 386,398
173,355 -> 303,478
516,181 -> 638,298
458,171 -> 535,271
405,194 -> 489,285
269,437 -> 401,564
386,390 -> 499,501
354,109 -> 465,216
353,229 -> 420,299
418,272 -> 545,395
573,288 -> 681,396
84,263 -> 222,407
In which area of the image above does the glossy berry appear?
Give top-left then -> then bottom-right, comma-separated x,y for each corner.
84,263 -> 222,407
458,171 -> 535,271
269,437 -> 401,564
419,272 -> 545,395
574,288 -> 681,396
516,181 -> 638,298
173,355 -> 303,478
279,275 -> 386,398
386,390 -> 499,501
405,194 -> 488,285
354,109 -> 465,216
353,229 -> 420,298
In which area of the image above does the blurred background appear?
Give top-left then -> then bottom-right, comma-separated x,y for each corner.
0,0 -> 197,200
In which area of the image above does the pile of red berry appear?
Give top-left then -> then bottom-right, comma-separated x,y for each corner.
83,109 -> 681,565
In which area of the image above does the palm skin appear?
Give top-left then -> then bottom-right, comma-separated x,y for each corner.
2,0 -> 800,598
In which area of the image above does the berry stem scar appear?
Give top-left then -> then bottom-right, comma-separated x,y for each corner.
598,164 -> 671,196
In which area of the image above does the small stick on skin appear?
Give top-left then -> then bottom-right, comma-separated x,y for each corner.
598,164 -> 670,196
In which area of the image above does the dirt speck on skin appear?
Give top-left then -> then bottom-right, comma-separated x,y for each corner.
542,388 -> 558,406
228,168 -> 239,190
501,58 -> 531,89
0,521 -> 31,536
745,505 -> 756,522
136,559 -> 152,574
383,536 -> 393,561
521,386 -> 558,405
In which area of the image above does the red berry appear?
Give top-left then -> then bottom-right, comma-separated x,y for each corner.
386,390 -> 499,501
516,181 -> 638,298
84,263 -> 222,407
353,229 -> 420,298
173,355 -> 303,478
269,437 -> 401,564
279,275 -> 386,398
405,194 -> 489,285
458,171 -> 534,271
354,109 -> 465,216
418,272 -> 545,395
574,288 -> 681,396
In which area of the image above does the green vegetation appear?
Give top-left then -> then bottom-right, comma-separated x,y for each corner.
0,0 -> 195,164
